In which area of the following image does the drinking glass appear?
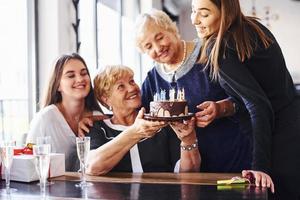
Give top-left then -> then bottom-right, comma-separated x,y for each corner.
0,140 -> 17,194
33,144 -> 51,194
75,137 -> 92,188
36,136 -> 54,185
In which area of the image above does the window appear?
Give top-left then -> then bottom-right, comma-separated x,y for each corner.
0,0 -> 36,144
97,0 -> 122,66
96,0 -> 147,85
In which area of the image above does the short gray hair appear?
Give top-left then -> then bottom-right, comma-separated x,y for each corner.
94,65 -> 134,108
134,9 -> 180,52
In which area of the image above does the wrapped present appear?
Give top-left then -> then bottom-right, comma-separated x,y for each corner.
14,145 -> 33,155
1,153 -> 65,182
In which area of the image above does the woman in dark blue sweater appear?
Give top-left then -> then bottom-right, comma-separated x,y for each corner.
191,0 -> 300,198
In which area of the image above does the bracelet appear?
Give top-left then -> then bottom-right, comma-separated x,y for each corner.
232,102 -> 237,114
180,140 -> 198,151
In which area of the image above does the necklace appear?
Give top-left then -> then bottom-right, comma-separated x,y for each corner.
162,40 -> 187,74
56,103 -> 85,135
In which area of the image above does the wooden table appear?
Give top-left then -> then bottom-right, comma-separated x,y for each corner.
0,172 -> 268,199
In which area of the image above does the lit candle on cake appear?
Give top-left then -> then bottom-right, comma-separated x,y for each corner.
176,88 -> 185,101
154,92 -> 159,101
160,89 -> 166,101
181,88 -> 185,101
177,88 -> 181,100
169,88 -> 175,101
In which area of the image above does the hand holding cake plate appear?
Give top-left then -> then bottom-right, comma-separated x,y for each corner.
144,113 -> 194,122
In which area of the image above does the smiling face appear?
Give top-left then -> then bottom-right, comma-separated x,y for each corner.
138,20 -> 181,65
106,73 -> 141,113
191,0 -> 221,39
58,59 -> 91,101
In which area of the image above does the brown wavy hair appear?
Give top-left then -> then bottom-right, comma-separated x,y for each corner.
199,0 -> 273,80
42,53 -> 101,112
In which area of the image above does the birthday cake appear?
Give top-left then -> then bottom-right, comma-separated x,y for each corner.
150,100 -> 188,117
149,88 -> 188,117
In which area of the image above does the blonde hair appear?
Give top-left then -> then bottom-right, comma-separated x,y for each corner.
199,0 -> 272,80
94,65 -> 134,108
134,9 -> 180,52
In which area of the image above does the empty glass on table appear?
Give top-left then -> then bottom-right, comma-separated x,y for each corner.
0,140 -> 17,194
75,136 -> 92,188
33,144 -> 51,194
35,136 -> 54,185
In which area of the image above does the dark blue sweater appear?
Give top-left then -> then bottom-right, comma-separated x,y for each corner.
141,42 -> 252,172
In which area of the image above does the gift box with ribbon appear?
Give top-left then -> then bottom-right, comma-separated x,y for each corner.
1,145 -> 65,182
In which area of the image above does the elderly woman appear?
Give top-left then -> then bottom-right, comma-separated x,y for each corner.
86,65 -> 200,175
134,9 -> 252,173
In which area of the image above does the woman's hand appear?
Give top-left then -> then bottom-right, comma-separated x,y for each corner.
130,108 -> 167,139
242,170 -> 275,193
195,101 -> 219,127
170,117 -> 197,144
170,117 -> 200,172
78,115 -> 109,137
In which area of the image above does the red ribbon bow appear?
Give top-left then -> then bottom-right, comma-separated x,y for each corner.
14,147 -> 33,155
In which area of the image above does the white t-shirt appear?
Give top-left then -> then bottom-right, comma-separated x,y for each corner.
26,104 -> 98,171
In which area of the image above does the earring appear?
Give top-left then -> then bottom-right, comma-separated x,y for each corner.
108,106 -> 112,111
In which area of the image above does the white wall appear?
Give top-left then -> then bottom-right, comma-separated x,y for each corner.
240,0 -> 300,83
38,0 -> 75,102
79,0 -> 98,78
178,0 -> 196,41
